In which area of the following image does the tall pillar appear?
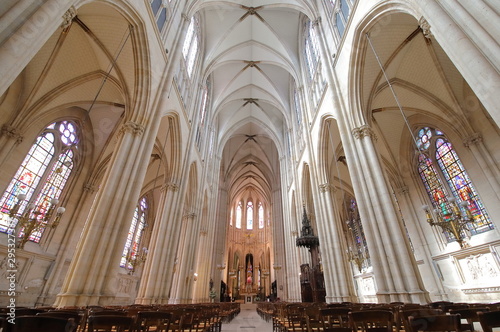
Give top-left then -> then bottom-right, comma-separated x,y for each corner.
135,182 -> 182,304
0,125 -> 23,171
55,120 -> 155,307
463,133 -> 500,199
171,212 -> 198,303
318,184 -> 357,302
417,1 -> 500,125
0,2 -> 77,96
134,12 -> 191,304
351,125 -> 429,303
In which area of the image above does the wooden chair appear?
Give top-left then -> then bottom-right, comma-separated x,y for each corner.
449,307 -> 490,331
304,306 -> 323,332
477,311 -> 500,332
408,314 -> 462,332
86,315 -> 134,332
349,310 -> 394,332
399,308 -> 443,332
11,315 -> 77,332
320,307 -> 351,329
135,311 -> 172,332
37,311 -> 84,331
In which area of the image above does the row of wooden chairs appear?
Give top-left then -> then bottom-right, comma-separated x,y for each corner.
0,302 -> 240,332
257,301 -> 500,332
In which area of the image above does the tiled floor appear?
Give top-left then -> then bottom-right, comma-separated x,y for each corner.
221,303 -> 272,332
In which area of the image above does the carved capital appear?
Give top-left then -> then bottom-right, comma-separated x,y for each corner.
397,185 -> 409,195
312,17 -> 321,27
319,183 -> 336,193
164,182 -> 179,192
419,17 -> 433,39
181,13 -> 190,22
121,121 -> 145,137
463,133 -> 483,147
184,212 -> 196,219
352,125 -> 377,141
61,6 -> 77,29
1,125 -> 23,143
83,183 -> 97,193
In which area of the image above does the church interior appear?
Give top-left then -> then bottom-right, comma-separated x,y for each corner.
0,0 -> 499,321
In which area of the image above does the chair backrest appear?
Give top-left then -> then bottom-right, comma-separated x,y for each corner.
136,311 -> 172,332
477,310 -> 500,332
37,311 -> 83,324
320,307 -> 351,329
87,315 -> 134,332
409,314 -> 462,332
349,310 -> 394,332
399,308 -> 443,332
12,315 -> 77,332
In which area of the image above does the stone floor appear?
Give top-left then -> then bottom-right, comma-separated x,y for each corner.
221,303 -> 272,332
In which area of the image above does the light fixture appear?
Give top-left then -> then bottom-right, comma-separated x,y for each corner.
422,197 -> 472,248
8,194 -> 65,249
273,263 -> 282,270
124,246 -> 148,275
194,272 -> 198,281
347,247 -> 367,272
216,263 -> 226,270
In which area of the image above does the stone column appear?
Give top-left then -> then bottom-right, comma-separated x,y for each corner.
318,183 -> 357,302
134,12 -> 191,304
351,125 -> 430,303
0,125 -> 24,169
54,120 -> 155,307
0,2 -> 77,96
463,133 -> 500,199
170,212 -> 198,303
417,1 -> 500,126
395,185 -> 449,301
135,182 -> 182,304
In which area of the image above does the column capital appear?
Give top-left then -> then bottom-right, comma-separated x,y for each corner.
418,17 -> 433,39
352,125 -> 377,141
181,13 -> 190,22
396,185 -> 409,195
312,17 -> 322,27
463,133 -> 483,147
61,6 -> 77,29
120,121 -> 145,137
163,182 -> 179,192
319,183 -> 336,193
83,182 -> 98,194
1,125 -> 23,143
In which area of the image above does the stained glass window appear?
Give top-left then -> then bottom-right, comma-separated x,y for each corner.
120,196 -> 148,270
182,16 -> 200,77
196,79 -> 210,150
236,202 -> 242,229
344,197 -> 370,271
417,127 -> 492,242
258,202 -> 264,229
304,20 -> 320,80
246,201 -> 253,230
0,121 -> 78,243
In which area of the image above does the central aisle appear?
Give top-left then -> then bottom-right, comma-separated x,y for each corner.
222,303 -> 273,332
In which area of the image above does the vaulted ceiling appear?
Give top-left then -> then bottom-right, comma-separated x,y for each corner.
197,1 -> 312,204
